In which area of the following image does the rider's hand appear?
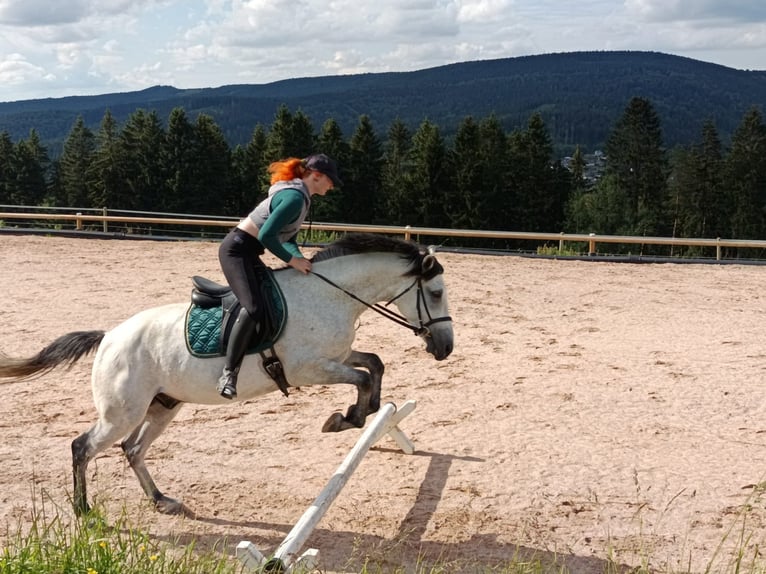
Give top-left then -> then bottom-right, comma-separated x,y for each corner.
288,257 -> 312,274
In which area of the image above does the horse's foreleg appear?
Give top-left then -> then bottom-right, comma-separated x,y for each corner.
121,399 -> 186,515
344,350 -> 384,413
322,351 -> 384,432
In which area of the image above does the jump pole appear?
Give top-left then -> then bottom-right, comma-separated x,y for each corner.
236,400 -> 417,573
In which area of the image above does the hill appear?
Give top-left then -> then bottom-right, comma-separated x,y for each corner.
1,50 -> 765,156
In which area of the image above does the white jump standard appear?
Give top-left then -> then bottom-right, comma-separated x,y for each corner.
237,400 -> 417,573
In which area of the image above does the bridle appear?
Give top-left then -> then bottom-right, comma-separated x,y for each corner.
310,271 -> 452,337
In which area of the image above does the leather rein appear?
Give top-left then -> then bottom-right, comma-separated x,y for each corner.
310,271 -> 452,337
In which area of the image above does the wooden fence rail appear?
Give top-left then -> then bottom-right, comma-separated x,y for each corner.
2,210 -> 766,261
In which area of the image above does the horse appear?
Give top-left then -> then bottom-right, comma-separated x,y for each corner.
0,233 -> 453,516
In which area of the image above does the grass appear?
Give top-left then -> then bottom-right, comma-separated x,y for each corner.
2,482 -> 766,574
0,492 -> 240,574
299,229 -> 343,246
536,244 -> 583,257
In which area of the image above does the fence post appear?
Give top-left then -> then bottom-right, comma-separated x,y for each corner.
102,207 -> 108,233
404,225 -> 411,241
75,213 -> 83,230
588,233 -> 596,256
559,231 -> 564,252
716,237 -> 721,261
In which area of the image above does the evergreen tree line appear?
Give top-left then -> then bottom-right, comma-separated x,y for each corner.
1,98 -> 764,255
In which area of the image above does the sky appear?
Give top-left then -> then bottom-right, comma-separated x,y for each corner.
1,0 -> 765,103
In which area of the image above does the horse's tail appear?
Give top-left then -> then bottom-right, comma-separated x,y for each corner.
0,330 -> 105,382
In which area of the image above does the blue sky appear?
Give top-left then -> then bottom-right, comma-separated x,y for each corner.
1,0 -> 765,103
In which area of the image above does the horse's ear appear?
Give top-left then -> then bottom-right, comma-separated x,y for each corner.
427,245 -> 437,255
421,254 -> 443,279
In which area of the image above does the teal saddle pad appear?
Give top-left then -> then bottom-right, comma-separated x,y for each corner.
184,268 -> 287,358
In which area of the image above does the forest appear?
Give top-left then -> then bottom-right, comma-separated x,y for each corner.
1,95 -> 765,258
1,51 -> 766,155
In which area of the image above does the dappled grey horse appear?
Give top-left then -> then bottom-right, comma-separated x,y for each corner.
0,233 -> 453,516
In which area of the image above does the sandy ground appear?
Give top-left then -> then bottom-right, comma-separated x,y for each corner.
1,234 -> 766,573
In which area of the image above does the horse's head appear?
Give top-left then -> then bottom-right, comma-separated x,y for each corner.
394,247 -> 454,361
311,233 -> 454,360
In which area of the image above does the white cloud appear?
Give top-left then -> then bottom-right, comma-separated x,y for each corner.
0,1 -> 88,26
457,0 -> 514,23
0,0 -> 163,27
624,0 -> 766,23
1,0 -> 765,101
0,53 -> 48,83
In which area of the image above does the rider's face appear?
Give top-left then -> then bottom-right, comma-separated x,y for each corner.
309,172 -> 334,196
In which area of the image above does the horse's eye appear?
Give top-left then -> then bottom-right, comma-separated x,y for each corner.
430,289 -> 443,300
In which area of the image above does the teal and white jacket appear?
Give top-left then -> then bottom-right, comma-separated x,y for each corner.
247,179 -> 311,263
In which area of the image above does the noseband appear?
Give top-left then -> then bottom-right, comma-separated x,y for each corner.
385,277 -> 452,336
310,272 -> 452,337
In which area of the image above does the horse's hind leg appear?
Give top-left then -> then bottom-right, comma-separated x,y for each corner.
121,398 -> 186,515
72,419 -> 133,516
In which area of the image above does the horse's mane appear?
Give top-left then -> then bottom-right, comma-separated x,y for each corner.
311,233 -> 425,275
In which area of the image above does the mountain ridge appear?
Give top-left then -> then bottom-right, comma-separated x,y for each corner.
1,51 -> 764,155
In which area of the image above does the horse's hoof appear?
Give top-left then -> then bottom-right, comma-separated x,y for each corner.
322,411 -> 364,432
322,412 -> 345,432
154,496 -> 189,516
74,502 -> 91,517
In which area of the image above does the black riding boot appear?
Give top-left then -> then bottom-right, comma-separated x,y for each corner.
217,308 -> 258,399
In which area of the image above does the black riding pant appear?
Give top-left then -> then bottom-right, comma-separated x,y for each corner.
218,228 -> 266,319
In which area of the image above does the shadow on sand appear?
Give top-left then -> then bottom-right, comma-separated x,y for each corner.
154,448 -> 632,573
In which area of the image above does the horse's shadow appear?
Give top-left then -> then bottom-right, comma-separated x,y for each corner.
153,449 -> 629,573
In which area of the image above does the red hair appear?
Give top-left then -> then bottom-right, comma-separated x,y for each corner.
268,157 -> 308,185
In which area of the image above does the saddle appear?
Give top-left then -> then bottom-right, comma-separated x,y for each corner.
184,267 -> 290,395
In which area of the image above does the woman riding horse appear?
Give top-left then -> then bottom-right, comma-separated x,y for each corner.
218,153 -> 342,399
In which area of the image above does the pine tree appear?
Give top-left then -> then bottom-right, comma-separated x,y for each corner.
11,130 -> 49,205
604,97 -> 668,237
162,107 -> 196,213
58,116 -> 96,207
446,116 -> 483,229
508,113 -> 561,232
725,107 -> 766,241
698,121 -> 728,239
408,119 -> 449,228
570,145 -> 586,188
0,131 -> 14,204
345,115 -> 383,223
234,124 -> 269,212
667,120 -> 725,252
190,114 -> 232,214
477,115 -> 510,231
118,109 -> 166,210
314,118 -> 349,222
265,105 -> 294,162
291,110 -> 316,157
380,119 -> 413,225
89,110 -> 128,208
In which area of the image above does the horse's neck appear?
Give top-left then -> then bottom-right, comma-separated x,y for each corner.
314,253 -> 412,303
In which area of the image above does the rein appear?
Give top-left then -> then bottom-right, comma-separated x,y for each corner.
310,271 -> 451,337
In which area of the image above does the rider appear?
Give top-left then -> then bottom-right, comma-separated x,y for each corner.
217,153 -> 342,399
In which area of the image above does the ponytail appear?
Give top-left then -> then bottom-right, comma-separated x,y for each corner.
268,157 -> 307,184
